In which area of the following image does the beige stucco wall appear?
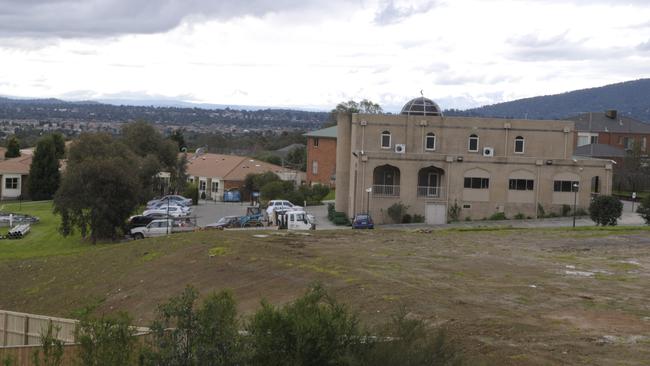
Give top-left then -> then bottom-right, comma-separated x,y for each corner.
335,112 -> 613,224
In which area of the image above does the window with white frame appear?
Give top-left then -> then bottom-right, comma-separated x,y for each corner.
5,177 -> 18,189
211,181 -> 219,193
514,136 -> 525,153
199,180 -> 206,191
425,132 -> 436,151
577,132 -> 598,147
381,131 -> 391,149
468,134 -> 479,152
312,160 -> 318,175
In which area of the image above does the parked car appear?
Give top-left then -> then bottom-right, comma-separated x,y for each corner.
265,200 -> 302,217
130,219 -> 196,239
352,214 -> 374,229
142,205 -> 190,218
147,195 -> 192,207
205,216 -> 241,230
127,215 -> 155,230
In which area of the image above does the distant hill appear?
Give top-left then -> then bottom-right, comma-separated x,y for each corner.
445,79 -> 650,122
0,97 -> 329,130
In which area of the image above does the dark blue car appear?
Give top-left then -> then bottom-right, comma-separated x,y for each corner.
352,214 -> 374,229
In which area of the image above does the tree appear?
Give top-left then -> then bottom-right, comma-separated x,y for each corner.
28,136 -> 61,200
169,129 -> 187,152
285,146 -> 306,171
327,99 -> 383,127
589,195 -> 623,226
637,194 -> 650,224
614,141 -> 650,192
5,136 -> 20,158
121,121 -> 180,200
50,133 -> 66,159
142,286 -> 245,366
75,313 -> 136,366
54,133 -> 141,243
247,284 -> 360,366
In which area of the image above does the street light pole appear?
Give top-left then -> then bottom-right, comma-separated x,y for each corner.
365,187 -> 372,214
166,196 -> 170,235
572,182 -> 579,228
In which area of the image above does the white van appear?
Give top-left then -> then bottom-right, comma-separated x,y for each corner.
278,210 -> 316,231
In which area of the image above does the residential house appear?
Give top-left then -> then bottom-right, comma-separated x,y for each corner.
570,110 -> 650,162
336,97 -> 613,224
185,153 -> 304,201
304,126 -> 337,187
0,155 -> 32,199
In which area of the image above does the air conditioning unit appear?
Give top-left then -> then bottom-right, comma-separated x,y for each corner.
483,147 -> 494,157
395,144 -> 406,154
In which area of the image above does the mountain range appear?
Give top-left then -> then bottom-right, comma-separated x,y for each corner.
446,79 -> 650,122
1,78 -> 649,127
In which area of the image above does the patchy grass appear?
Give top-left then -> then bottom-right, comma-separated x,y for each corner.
0,200 -> 88,261
323,190 -> 335,201
208,246 -> 229,257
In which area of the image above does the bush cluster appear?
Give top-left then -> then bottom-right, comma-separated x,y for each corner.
327,203 -> 350,226
589,195 -> 623,226
17,285 -> 465,366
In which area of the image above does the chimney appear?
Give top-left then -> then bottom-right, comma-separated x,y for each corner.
605,110 -> 617,119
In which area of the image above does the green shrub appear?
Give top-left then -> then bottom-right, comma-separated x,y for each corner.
575,208 -> 588,216
402,214 -> 412,223
142,286 -> 245,366
183,182 -> 199,205
464,216 -> 472,221
331,212 -> 350,226
537,203 -> 546,218
489,212 -> 507,220
248,284 -> 360,366
412,214 -> 425,223
638,194 -> 650,224
447,200 -> 461,222
513,213 -> 525,220
200,191 -> 206,200
1,356 -> 15,366
32,321 -> 64,366
589,195 -> 623,226
561,204 -> 571,217
75,312 -> 136,366
356,309 -> 464,366
387,202 -> 409,224
547,212 -> 558,218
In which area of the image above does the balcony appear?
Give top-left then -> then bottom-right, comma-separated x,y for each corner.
372,184 -> 400,197
417,186 -> 442,198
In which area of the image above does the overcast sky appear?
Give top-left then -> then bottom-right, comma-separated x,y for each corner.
1,0 -> 649,111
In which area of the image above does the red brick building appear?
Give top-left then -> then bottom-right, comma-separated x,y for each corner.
305,126 -> 337,187
571,110 -> 650,161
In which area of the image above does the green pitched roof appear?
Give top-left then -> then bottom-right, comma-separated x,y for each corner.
304,125 -> 337,139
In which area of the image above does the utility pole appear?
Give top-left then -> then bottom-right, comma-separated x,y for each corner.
572,182 -> 579,228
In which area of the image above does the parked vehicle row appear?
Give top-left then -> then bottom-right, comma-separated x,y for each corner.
147,195 -> 192,207
130,218 -> 196,239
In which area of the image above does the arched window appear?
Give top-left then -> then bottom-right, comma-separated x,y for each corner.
468,134 -> 479,152
425,132 -> 436,151
380,131 -> 391,149
514,136 -> 525,153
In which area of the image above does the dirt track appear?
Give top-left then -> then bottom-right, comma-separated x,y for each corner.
2,228 -> 650,365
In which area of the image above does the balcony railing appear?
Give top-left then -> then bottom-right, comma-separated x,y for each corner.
417,186 -> 442,198
373,184 -> 400,197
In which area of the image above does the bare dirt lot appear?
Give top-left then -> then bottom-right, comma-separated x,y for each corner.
1,227 -> 650,365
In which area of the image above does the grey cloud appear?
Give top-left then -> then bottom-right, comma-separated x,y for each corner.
637,40 -> 650,51
507,32 -> 618,61
374,0 -> 438,25
0,0 -> 348,38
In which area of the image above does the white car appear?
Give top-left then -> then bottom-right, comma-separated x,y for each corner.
266,200 -> 302,217
142,205 -> 190,218
130,219 -> 173,239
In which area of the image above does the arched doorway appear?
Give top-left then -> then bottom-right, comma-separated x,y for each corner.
373,165 -> 400,196
417,166 -> 444,197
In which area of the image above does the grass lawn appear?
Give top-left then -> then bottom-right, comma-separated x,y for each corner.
0,200 -> 87,261
613,190 -> 650,199
323,189 -> 335,201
